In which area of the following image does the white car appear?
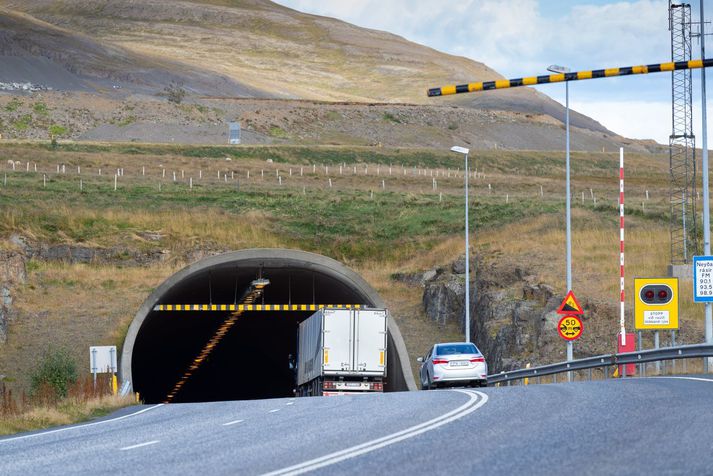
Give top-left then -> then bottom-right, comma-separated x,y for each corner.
417,342 -> 488,389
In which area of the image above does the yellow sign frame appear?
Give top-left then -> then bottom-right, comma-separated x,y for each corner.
634,277 -> 679,330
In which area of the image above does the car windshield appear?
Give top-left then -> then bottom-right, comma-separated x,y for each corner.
436,343 -> 479,355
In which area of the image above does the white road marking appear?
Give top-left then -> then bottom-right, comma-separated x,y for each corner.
262,389 -> 488,476
269,409 -> 281,413
120,440 -> 160,451
0,404 -> 164,444
286,402 -> 294,406
223,419 -> 245,426
652,376 -> 713,383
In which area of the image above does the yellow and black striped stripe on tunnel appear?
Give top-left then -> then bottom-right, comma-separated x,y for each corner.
427,59 -> 713,97
153,303 -> 362,312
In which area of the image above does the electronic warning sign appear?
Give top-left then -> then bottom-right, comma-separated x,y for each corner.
556,291 -> 584,315
634,277 -> 679,330
558,315 -> 583,341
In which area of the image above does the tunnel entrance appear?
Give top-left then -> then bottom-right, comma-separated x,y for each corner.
122,249 -> 415,403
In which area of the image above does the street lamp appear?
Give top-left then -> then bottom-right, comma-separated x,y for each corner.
547,64 -> 574,368
451,145 -> 471,343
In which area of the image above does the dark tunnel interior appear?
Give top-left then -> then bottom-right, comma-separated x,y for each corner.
131,265 -> 373,403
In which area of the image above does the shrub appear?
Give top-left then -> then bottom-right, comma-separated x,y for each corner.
164,82 -> 186,104
49,125 -> 68,137
5,98 -> 21,112
33,102 -> 49,116
382,112 -> 402,124
30,348 -> 78,401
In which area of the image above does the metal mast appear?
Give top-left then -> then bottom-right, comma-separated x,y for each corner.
669,2 -> 699,264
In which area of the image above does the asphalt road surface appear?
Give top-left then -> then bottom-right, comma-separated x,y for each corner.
2,376 -> 713,475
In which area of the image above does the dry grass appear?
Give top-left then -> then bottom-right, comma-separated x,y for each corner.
0,141 -> 697,393
0,383 -> 135,436
478,207 -> 705,352
0,262 -> 177,390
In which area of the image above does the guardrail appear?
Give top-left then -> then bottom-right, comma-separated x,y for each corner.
487,343 -> 713,385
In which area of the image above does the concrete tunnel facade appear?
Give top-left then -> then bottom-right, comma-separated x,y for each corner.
120,249 -> 417,402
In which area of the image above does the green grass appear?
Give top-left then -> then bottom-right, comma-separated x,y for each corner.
382,112 -> 402,124
13,115 -> 33,131
5,98 -> 22,112
33,102 -> 49,116
48,125 -> 68,137
0,167 -> 570,262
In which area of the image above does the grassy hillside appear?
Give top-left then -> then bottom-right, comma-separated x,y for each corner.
0,141 -> 702,392
1,0 -> 607,134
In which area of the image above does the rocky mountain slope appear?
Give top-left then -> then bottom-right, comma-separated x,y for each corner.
1,0 -> 611,135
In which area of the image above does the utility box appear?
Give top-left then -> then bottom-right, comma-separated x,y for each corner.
617,332 -> 637,376
634,277 -> 679,330
229,122 -> 241,144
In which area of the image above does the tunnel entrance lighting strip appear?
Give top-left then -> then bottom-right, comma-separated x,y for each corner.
152,303 -> 362,312
164,278 -> 269,403
426,58 -> 713,96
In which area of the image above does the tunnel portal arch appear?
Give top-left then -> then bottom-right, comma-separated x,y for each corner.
121,249 -> 416,402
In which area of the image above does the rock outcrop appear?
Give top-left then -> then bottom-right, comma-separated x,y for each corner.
418,256 -> 603,373
0,248 -> 27,344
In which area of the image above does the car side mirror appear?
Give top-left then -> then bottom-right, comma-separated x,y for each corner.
416,357 -> 423,363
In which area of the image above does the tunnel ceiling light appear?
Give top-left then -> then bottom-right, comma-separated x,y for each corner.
153,303 -> 363,312
164,279 -> 271,404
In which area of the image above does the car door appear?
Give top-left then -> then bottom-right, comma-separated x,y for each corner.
421,347 -> 433,385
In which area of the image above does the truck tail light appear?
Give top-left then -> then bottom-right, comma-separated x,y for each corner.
323,380 -> 336,390
370,382 -> 383,391
432,358 -> 449,365
470,357 -> 485,363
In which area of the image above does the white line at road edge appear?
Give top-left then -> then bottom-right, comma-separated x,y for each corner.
0,404 -> 164,444
651,376 -> 713,383
262,389 -> 488,476
120,440 -> 160,451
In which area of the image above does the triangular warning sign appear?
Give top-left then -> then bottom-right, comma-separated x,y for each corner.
556,290 -> 584,315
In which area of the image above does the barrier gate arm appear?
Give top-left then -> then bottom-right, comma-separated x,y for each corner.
427,58 -> 713,97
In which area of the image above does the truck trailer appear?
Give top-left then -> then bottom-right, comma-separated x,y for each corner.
296,308 -> 388,396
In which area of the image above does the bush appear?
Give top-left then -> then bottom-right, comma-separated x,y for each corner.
48,125 -> 68,137
164,82 -> 186,104
30,348 -> 78,401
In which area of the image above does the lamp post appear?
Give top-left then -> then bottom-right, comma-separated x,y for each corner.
548,64 -> 574,371
451,145 -> 471,343
700,1 -> 712,372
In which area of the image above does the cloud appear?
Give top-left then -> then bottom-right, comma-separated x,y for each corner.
275,0 -> 701,144
276,0 -> 670,75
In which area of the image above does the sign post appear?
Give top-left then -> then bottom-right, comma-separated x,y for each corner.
634,278 -> 679,375
556,291 -> 584,382
694,256 -> 713,302
89,346 -> 118,392
557,315 -> 584,341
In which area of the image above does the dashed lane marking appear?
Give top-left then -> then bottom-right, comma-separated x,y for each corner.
222,419 -> 245,426
120,440 -> 160,451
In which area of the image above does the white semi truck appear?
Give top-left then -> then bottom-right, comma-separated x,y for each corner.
296,307 -> 388,396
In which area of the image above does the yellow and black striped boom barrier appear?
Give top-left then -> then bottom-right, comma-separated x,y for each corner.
427,58 -> 713,97
153,303 -> 362,312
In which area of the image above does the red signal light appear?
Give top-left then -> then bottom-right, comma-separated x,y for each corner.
645,290 -> 655,301
658,290 -> 668,300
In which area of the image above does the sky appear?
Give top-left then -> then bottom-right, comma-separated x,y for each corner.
274,0 -> 712,144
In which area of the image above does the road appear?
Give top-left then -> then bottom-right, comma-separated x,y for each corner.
1,376 -> 712,475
